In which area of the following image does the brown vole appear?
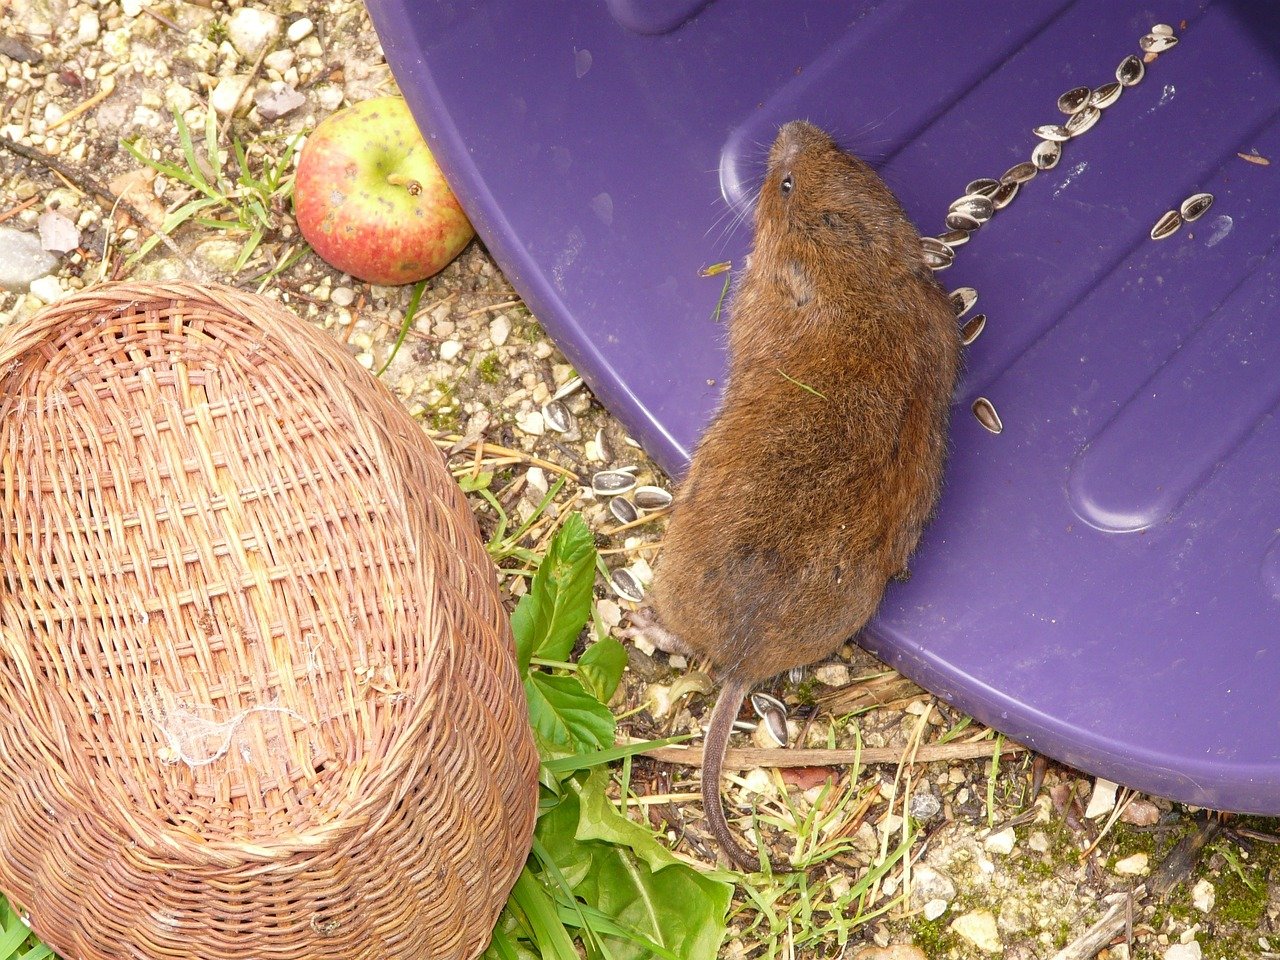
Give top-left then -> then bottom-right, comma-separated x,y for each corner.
642,120 -> 960,870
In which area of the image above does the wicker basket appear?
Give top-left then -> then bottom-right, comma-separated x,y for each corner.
0,282 -> 538,960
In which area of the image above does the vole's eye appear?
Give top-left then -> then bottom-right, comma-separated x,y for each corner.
780,174 -> 794,196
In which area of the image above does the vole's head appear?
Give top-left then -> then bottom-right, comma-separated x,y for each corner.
754,121 -> 924,302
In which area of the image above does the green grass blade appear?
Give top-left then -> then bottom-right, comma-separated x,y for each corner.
509,868 -> 580,960
376,280 -> 427,377
542,736 -> 689,776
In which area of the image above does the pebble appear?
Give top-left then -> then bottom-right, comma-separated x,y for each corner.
210,75 -> 252,118
596,599 -> 622,629
923,899 -> 947,921
1114,852 -> 1149,875
1028,830 -> 1050,853
77,11 -> 100,45
1085,778 -> 1119,818
255,83 -> 306,121
28,275 -> 65,304
120,0 -> 142,17
984,827 -> 1016,855
853,945 -> 927,960
489,313 -> 512,346
0,227 -> 60,291
439,339 -> 464,361
286,17 -> 315,43
813,663 -> 850,686
264,49 -> 296,74
951,910 -> 1002,953
515,411 -> 544,436
1164,943 -> 1201,960
37,210 -> 80,253
1190,878 -> 1215,913
227,6 -> 283,59
910,865 -> 956,907
1120,799 -> 1161,826
330,286 -> 355,307
907,792 -> 940,821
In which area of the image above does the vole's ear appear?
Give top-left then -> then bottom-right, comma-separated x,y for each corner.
783,261 -> 814,308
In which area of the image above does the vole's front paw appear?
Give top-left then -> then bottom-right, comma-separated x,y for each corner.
620,607 -> 692,656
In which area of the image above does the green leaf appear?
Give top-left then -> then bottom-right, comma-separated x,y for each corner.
573,768 -> 684,874
578,636 -> 626,702
457,471 -> 495,494
524,673 -> 615,752
511,513 -> 595,671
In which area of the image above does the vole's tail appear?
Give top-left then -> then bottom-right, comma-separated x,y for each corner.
702,676 -> 771,872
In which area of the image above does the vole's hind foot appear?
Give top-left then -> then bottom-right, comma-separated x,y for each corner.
621,607 -> 692,656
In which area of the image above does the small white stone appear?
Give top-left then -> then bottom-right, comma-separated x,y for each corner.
264,49 -> 296,74
1114,852 -> 1149,876
121,0 -> 143,17
489,313 -> 512,346
77,12 -> 100,44
951,910 -> 1001,953
595,599 -> 622,629
330,286 -> 355,307
923,899 -> 947,922
28,275 -> 66,304
439,339 -> 464,361
1085,778 -> 1119,819
515,411 -> 544,436
631,632 -> 656,657
210,75 -> 252,118
316,84 -> 344,112
910,865 -> 956,906
1164,943 -> 1201,960
525,466 -> 548,495
984,827 -> 1016,855
227,6 -> 283,59
1028,830 -> 1050,853
286,17 -> 315,43
1190,878 -> 1215,913
813,663 -> 850,686
739,768 -> 775,798
668,654 -> 687,669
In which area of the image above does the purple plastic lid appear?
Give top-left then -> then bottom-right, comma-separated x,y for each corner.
368,0 -> 1280,812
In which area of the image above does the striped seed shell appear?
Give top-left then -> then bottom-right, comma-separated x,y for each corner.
1032,139 -> 1062,170
945,210 -> 981,232
591,469 -> 638,496
1150,209 -> 1181,240
965,178 -> 1002,198
1151,23 -> 1174,37
921,237 -> 955,270
541,399 -> 574,434
1091,81 -> 1123,109
553,375 -> 585,400
950,287 -> 978,319
609,567 -> 645,603
949,193 -> 996,223
1065,106 -> 1101,137
633,485 -> 673,510
1140,33 -> 1178,53
1117,55 -> 1145,86
939,228 -> 971,248
1034,124 -> 1072,142
1001,161 -> 1037,185
960,313 -> 986,346
609,497 -> 638,525
1180,192 -> 1213,222
993,180 -> 1020,210
1057,86 -> 1092,115
972,397 -> 1003,434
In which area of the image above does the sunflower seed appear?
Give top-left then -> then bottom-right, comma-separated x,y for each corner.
939,228 -> 971,248
609,567 -> 644,603
1150,209 -> 1181,240
965,177 -> 1002,198
993,180 -> 1019,210
950,287 -> 977,318
1151,23 -> 1174,37
1117,55 -> 1145,86
1057,86 -> 1092,115
751,692 -> 788,746
633,485 -> 673,510
1034,124 -> 1072,142
960,313 -> 987,346
1090,81 -> 1123,109
1065,106 -> 1101,137
945,211 -> 981,232
553,375 -> 585,401
972,397 -> 1003,434
592,469 -> 638,496
1139,33 -> 1178,53
609,497 -> 638,525
541,400 -> 574,434
1001,161 -> 1037,185
921,237 -> 955,270
787,666 -> 805,683
949,194 -> 995,222
1031,139 -> 1062,171
1180,192 -> 1213,222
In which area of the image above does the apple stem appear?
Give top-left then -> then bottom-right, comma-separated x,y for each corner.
386,172 -> 422,196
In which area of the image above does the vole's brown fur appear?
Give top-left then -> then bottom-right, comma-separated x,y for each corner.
647,121 -> 960,870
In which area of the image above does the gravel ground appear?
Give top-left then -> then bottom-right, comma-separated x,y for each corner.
2,3 -> 1278,959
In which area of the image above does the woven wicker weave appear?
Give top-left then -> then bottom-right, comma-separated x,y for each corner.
0,281 -> 538,960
